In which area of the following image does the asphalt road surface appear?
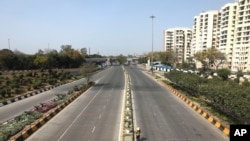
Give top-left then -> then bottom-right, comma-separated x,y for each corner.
26,66 -> 124,141
127,65 -> 229,141
0,67 -> 111,123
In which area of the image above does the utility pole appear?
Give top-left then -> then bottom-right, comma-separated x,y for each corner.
8,38 -> 11,50
150,15 -> 155,74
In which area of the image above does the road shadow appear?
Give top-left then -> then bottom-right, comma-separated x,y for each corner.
140,137 -> 147,141
92,83 -> 106,87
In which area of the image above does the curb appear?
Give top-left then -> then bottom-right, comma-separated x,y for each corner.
145,71 -> 230,137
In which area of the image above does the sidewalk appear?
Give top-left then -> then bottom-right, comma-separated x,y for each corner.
137,64 -> 171,82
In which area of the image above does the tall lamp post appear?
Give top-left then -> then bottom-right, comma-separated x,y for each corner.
8,38 -> 11,50
150,15 -> 155,74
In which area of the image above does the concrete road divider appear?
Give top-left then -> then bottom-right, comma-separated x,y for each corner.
120,66 -> 134,141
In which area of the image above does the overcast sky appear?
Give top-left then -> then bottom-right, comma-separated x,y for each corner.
0,0 -> 236,56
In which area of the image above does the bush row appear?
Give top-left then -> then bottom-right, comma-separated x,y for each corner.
165,71 -> 250,124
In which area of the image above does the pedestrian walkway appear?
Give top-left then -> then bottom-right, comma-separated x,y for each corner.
137,64 -> 171,83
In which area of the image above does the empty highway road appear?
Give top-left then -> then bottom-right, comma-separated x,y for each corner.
127,65 -> 229,141
26,66 -> 124,141
24,65 -> 229,141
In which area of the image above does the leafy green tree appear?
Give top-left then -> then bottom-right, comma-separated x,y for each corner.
60,45 -> 84,68
217,68 -> 231,81
152,51 -> 176,66
116,54 -> 127,65
47,50 -> 60,69
34,55 -> 48,69
0,49 -> 13,69
2,54 -> 18,69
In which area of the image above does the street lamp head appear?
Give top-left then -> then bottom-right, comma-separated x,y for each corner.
150,15 -> 155,19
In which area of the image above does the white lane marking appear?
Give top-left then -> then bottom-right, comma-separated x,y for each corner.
103,105 -> 106,109
92,126 -> 96,133
57,85 -> 104,141
98,114 -> 102,119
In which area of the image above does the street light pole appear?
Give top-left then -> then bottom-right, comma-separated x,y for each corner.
150,15 -> 155,74
8,38 -> 11,50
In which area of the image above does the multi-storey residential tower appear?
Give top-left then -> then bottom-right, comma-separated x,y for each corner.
163,28 -> 192,63
232,0 -> 250,72
220,2 -> 238,70
191,11 -> 220,69
191,10 -> 220,55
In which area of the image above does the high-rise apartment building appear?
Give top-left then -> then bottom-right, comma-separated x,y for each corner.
191,0 -> 250,72
162,0 -> 250,72
191,10 -> 220,56
163,28 -> 192,63
232,0 -> 250,72
220,2 -> 238,71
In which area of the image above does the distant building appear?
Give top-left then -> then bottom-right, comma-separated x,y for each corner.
163,28 -> 192,63
191,10 -> 220,56
219,2 -> 238,70
231,0 -> 250,72
191,0 -> 250,72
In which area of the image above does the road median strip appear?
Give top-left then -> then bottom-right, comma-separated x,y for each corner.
0,83 -> 64,107
8,83 -> 94,141
120,66 -> 134,141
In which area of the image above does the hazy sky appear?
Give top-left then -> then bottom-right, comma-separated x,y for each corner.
0,0 -> 235,56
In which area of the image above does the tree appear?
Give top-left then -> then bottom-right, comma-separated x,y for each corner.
60,45 -> 84,68
194,47 -> 226,72
152,50 -> 176,66
206,48 -> 226,70
116,54 -> 127,65
217,68 -> 231,81
34,55 -> 48,69
47,50 -> 60,69
194,51 -> 208,69
0,49 -> 14,70
81,63 -> 96,84
138,56 -> 147,64
61,45 -> 72,52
